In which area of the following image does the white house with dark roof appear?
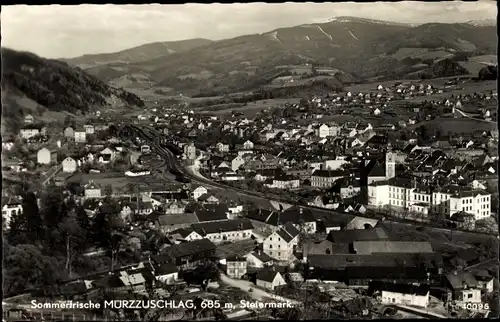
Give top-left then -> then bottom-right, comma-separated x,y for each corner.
263,222 -> 300,261
24,114 -> 34,124
98,147 -> 118,164
83,124 -> 95,134
311,170 -> 346,189
84,181 -> 102,199
20,127 -> 40,139
2,197 -> 23,229
372,282 -> 430,308
168,228 -> 203,243
192,219 -> 253,243
445,271 -> 482,304
256,268 -> 286,291
147,262 -> 179,285
243,140 -> 254,150
37,147 -> 58,165
62,156 -> 78,173
245,250 -> 274,268
226,255 -> 247,279
74,128 -> 87,143
192,186 -> 208,201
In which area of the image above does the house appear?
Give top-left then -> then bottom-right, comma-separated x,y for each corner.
131,201 -> 154,216
150,262 -> 178,285
268,175 -> 300,190
231,155 -> 246,171
263,222 -> 300,261
64,126 -> 74,138
351,241 -> 434,255
317,124 -> 330,138
193,186 -> 208,201
98,147 -> 118,163
156,214 -> 199,234
153,238 -> 216,270
24,114 -> 34,124
216,142 -> 230,153
165,201 -> 185,214
197,194 -> 220,204
245,251 -> 274,268
74,128 -> 87,143
307,253 -> 442,286
2,197 -> 23,229
20,127 -> 40,139
62,157 -> 78,173
373,108 -> 381,116
84,181 -> 102,199
184,143 -> 197,160
256,268 -> 286,291
303,240 -> 348,261
192,219 -> 254,243
327,227 -> 389,244
63,126 -> 75,139
243,140 -> 254,150
370,282 -> 430,308
311,170 -> 345,189
445,272 -> 482,303
346,217 -> 379,230
83,124 -> 95,135
37,147 -> 58,165
168,228 -> 204,243
226,255 -> 247,279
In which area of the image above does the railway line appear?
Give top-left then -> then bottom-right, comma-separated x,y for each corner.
119,124 -> 498,239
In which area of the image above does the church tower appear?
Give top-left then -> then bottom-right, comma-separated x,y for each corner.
385,142 -> 396,180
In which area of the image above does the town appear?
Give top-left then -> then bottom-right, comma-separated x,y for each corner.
2,3 -> 498,322
3,75 -> 498,320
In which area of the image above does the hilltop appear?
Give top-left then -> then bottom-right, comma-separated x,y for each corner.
63,38 -> 213,68
1,48 -> 145,134
64,17 -> 497,96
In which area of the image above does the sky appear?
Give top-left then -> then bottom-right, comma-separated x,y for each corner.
1,1 -> 497,59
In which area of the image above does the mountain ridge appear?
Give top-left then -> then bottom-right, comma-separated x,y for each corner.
62,38 -> 213,68
62,17 -> 497,96
1,47 -> 144,134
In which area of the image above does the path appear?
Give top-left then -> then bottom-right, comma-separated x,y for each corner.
42,164 -> 62,185
219,273 -> 300,306
455,107 -> 497,124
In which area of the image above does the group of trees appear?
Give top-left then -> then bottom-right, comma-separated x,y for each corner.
2,48 -> 144,119
3,185 -> 138,297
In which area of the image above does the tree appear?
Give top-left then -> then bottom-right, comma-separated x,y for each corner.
58,210 -> 85,277
40,185 -> 68,229
104,184 -> 113,197
18,191 -> 43,243
3,243 -> 62,296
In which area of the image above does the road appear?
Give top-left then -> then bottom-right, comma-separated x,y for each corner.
124,125 -> 497,239
219,273 -> 300,306
41,164 -> 62,186
455,107 -> 497,124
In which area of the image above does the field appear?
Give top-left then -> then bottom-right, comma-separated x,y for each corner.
407,117 -> 496,134
65,172 -> 158,190
469,55 -> 497,65
345,77 -> 496,96
392,47 -> 454,61
200,98 -> 300,117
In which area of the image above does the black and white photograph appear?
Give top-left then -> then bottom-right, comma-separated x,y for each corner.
1,1 -> 498,321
